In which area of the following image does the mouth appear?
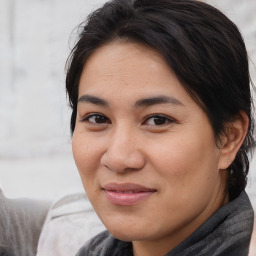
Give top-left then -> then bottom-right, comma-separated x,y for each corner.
102,182 -> 157,206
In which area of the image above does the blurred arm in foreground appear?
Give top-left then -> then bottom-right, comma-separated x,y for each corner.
0,189 -> 51,256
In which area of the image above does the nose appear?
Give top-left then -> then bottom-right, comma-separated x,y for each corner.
101,125 -> 146,173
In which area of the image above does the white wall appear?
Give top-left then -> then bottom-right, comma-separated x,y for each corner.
0,0 -> 107,199
0,0 -> 255,205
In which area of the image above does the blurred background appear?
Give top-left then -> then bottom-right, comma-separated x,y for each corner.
0,0 -> 255,208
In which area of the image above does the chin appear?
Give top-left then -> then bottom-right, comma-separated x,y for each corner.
109,230 -> 141,242
106,223 -> 151,242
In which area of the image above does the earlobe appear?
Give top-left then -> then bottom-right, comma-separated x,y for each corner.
218,111 -> 249,170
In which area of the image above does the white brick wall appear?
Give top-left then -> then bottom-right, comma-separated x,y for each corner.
0,0 -> 255,204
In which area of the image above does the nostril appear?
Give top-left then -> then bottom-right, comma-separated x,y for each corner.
100,149 -> 146,173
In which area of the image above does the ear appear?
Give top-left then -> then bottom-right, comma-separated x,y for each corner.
218,111 -> 249,170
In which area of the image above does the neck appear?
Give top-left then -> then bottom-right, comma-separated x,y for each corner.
132,238 -> 178,256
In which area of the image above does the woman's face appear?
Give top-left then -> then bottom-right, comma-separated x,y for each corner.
73,41 -> 228,250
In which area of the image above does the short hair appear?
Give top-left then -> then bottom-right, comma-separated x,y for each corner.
66,0 -> 255,200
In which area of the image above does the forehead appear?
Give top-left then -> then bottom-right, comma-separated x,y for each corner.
81,41 -> 171,85
78,41 -> 191,101
85,40 -> 164,68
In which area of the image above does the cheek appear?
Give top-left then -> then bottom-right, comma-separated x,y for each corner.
72,132 -> 105,203
149,132 -> 220,189
148,136 -> 221,221
72,131 -> 102,179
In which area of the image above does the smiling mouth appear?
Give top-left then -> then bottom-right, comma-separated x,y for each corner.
102,182 -> 156,206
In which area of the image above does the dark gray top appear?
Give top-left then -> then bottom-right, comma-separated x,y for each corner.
0,190 -> 50,256
76,191 -> 254,256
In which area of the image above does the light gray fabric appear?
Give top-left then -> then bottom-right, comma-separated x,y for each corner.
37,193 -> 104,256
76,191 -> 254,256
0,190 -> 50,256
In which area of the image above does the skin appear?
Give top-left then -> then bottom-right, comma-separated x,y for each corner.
72,41 -> 231,256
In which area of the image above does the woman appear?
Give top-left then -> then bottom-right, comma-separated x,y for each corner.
66,0 -> 255,255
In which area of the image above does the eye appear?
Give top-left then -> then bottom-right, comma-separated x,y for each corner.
143,114 -> 174,126
82,113 -> 110,124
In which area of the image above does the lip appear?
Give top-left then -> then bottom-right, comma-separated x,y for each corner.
102,182 -> 156,206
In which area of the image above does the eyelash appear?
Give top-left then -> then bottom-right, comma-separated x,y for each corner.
80,113 -> 174,126
80,113 -> 110,124
143,114 -> 174,126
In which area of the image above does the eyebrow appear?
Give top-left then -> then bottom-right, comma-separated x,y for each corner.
135,95 -> 183,108
78,95 -> 108,106
77,94 -> 183,108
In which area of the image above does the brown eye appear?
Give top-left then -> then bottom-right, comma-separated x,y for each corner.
144,115 -> 173,126
84,114 -> 110,124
